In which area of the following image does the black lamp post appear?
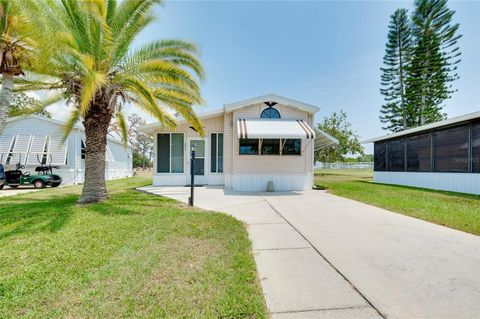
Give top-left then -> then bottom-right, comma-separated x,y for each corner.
188,145 -> 196,206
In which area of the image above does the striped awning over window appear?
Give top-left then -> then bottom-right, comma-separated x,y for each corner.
237,119 -> 316,139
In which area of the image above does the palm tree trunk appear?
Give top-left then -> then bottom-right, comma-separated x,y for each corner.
77,107 -> 112,204
0,73 -> 14,135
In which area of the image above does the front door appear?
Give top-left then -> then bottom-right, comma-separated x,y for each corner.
188,138 -> 206,185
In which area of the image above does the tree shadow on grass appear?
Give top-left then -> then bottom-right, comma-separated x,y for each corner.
88,201 -> 141,216
87,190 -> 179,216
0,194 -> 78,240
0,190 -> 184,240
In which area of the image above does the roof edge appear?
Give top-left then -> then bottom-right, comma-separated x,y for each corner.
362,111 -> 480,143
314,128 -> 339,145
224,93 -> 320,114
5,114 -> 131,148
139,109 -> 225,133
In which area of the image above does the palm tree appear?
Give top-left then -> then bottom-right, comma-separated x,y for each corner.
0,0 -> 34,134
18,0 -> 204,204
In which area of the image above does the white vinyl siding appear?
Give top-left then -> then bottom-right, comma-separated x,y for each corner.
149,101 -> 316,191
1,116 -> 133,185
374,171 -> 480,195
48,135 -> 68,165
9,134 -> 32,165
230,102 -> 313,175
0,134 -> 15,164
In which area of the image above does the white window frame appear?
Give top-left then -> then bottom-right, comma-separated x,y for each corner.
210,132 -> 224,174
238,138 -> 302,156
156,132 -> 185,174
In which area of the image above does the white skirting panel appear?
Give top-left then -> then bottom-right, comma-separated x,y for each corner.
106,169 -> 133,182
374,171 -> 480,195
152,173 -> 225,186
153,174 -> 186,186
227,174 -> 313,192
208,174 -> 224,185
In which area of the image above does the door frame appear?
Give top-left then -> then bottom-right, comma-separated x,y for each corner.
186,137 -> 207,185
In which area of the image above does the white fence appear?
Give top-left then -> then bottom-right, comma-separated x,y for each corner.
315,162 -> 373,169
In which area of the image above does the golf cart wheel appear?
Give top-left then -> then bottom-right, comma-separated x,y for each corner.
0,184 -> 4,190
33,180 -> 46,189
51,182 -> 61,188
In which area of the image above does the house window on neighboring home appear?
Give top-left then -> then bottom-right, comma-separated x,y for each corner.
211,133 -> 223,173
260,107 -> 281,119
282,139 -> 301,155
239,139 -> 259,155
157,133 -> 184,173
261,139 -> 280,155
81,139 -> 86,159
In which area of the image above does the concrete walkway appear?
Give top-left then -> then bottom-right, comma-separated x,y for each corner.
138,186 -> 480,319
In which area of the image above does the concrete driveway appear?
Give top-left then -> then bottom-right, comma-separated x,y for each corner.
138,186 -> 480,319
0,186 -> 40,197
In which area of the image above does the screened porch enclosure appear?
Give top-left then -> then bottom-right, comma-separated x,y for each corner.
368,115 -> 480,195
155,133 -> 224,182
374,119 -> 480,174
365,111 -> 480,195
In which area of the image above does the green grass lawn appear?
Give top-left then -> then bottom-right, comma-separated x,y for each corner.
315,169 -> 480,235
0,177 -> 266,319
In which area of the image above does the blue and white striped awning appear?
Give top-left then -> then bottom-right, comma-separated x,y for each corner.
237,119 -> 316,139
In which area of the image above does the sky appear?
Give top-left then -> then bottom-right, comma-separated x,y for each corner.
48,0 -> 480,153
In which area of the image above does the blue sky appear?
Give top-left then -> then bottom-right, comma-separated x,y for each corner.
50,0 -> 480,153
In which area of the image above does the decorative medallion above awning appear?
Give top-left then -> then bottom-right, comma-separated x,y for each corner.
237,119 -> 316,139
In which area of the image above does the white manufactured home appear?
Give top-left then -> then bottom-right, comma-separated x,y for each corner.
0,115 -> 133,186
141,94 -> 336,191
364,111 -> 480,195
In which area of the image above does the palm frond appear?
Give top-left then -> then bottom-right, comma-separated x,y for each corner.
110,0 -> 160,64
115,111 -> 129,147
39,92 -> 64,107
123,39 -> 204,79
63,108 -> 80,142
79,70 -> 106,115
153,88 -> 204,136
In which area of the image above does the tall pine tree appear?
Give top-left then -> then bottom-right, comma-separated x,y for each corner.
380,8 -> 413,132
406,0 -> 461,125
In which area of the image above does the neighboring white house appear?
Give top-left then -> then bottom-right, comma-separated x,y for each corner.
364,111 -> 480,195
140,94 -> 337,191
0,115 -> 133,185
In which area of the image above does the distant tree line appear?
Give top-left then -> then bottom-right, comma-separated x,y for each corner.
380,0 -> 461,132
9,93 -> 51,118
110,113 -> 153,170
315,110 -> 364,163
